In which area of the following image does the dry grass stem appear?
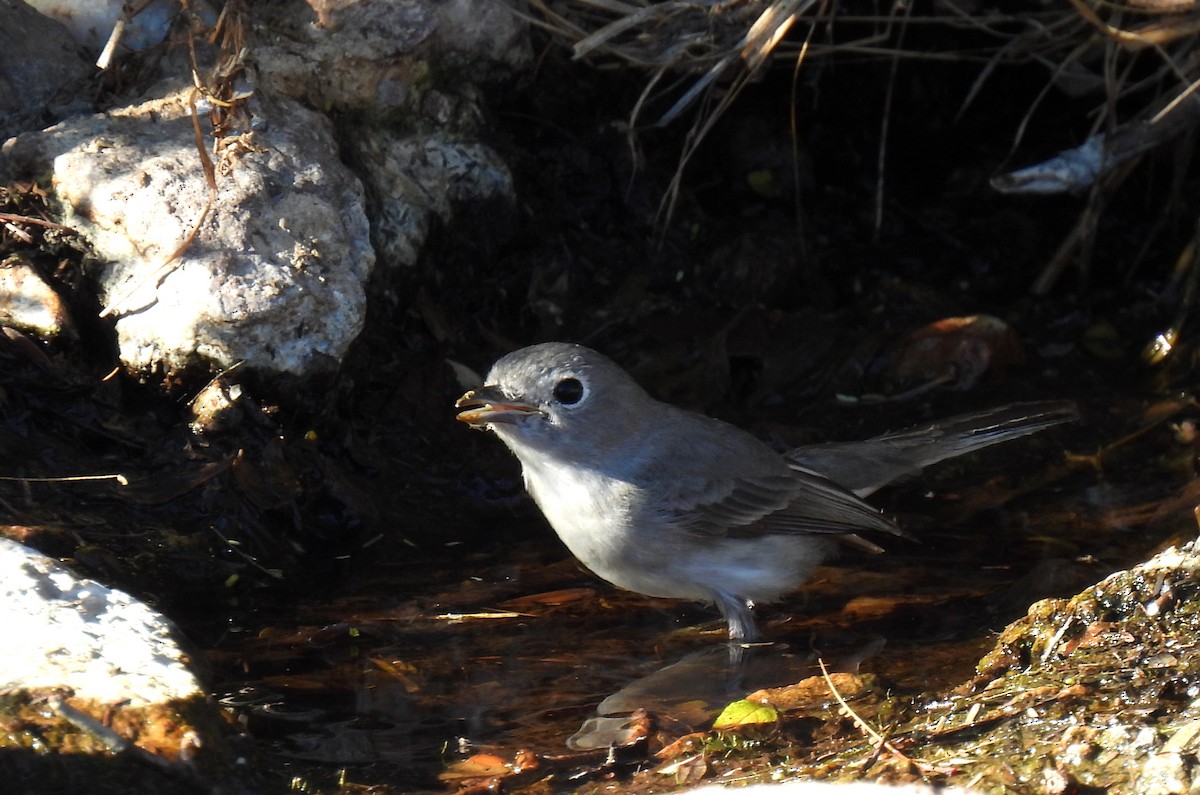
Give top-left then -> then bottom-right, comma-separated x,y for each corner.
518,0 -> 1200,279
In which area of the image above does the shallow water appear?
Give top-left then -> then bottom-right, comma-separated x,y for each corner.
199,408 -> 1195,792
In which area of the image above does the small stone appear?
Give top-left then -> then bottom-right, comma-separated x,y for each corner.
1138,752 -> 1190,795
0,254 -> 75,340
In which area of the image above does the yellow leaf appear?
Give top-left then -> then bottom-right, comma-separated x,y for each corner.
713,699 -> 778,729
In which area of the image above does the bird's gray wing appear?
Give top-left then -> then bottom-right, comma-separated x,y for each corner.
661,470 -> 902,544
786,400 -> 1078,498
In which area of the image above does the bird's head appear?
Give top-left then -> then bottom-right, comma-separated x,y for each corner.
455,342 -> 653,460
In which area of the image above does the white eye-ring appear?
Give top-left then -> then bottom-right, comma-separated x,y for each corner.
552,376 -> 587,406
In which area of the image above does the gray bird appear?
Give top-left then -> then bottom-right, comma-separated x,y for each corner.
455,342 -> 1075,642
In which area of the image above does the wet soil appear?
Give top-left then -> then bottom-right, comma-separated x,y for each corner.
5,17 -> 1200,795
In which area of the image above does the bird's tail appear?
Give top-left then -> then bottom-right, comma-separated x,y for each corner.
785,401 -> 1078,498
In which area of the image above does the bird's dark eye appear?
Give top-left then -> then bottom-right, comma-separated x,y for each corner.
553,377 -> 585,405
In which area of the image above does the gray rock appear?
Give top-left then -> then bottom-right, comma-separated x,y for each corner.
352,130 -> 514,271
0,0 -> 94,140
251,0 -> 529,115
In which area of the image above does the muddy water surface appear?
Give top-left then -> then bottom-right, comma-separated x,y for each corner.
199,401 -> 1195,792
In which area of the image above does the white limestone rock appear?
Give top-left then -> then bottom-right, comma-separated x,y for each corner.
23,0 -> 181,52
0,535 -> 203,706
2,84 -> 374,377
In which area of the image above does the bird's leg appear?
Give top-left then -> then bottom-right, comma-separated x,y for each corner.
713,591 -> 760,643
712,592 -> 760,668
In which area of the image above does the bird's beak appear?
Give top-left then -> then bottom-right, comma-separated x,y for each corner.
455,386 -> 543,428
